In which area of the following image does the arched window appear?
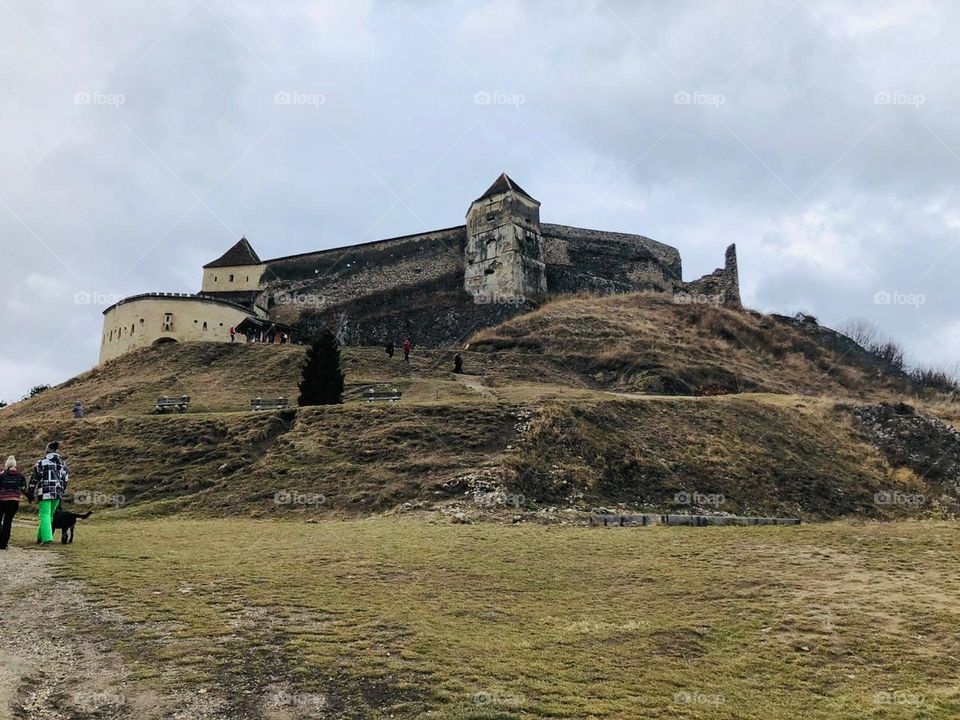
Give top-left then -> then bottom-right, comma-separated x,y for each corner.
131,324 -> 135,334
109,329 -> 113,341
202,322 -> 208,331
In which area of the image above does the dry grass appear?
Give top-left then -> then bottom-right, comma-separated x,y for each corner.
13,517 -> 955,719
468,293 -> 913,398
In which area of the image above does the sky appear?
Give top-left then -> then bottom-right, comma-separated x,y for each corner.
1,0 -> 959,402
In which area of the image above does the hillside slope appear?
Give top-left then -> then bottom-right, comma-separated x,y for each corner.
1,294 -> 956,520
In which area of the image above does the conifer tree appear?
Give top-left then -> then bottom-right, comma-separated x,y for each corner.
297,327 -> 344,406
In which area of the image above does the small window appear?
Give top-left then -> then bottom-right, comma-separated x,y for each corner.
229,274 -> 234,282
245,276 -> 249,282
140,318 -> 144,324
202,322 -> 208,331
130,324 -> 135,334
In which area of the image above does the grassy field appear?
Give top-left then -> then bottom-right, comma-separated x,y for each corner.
18,517 -> 958,719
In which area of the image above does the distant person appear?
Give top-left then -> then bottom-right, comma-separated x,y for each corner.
229,326 -> 236,342
28,441 -> 68,546
281,332 -> 288,345
0,456 -> 26,550
385,341 -> 395,359
402,338 -> 411,363
267,324 -> 277,344
453,352 -> 463,374
73,400 -> 84,419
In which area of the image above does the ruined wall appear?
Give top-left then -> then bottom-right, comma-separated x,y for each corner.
681,244 -> 741,307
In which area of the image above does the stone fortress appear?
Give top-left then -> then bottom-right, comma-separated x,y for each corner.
99,174 -> 740,364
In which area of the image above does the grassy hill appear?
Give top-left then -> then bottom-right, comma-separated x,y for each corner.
0,293 -> 955,520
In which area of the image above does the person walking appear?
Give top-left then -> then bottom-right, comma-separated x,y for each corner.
453,352 -> 463,374
73,400 -> 84,419
28,441 -> 68,546
229,326 -> 236,342
0,456 -> 26,550
385,341 -> 395,359
402,338 -> 411,363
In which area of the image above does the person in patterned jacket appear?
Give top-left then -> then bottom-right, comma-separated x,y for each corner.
28,441 -> 69,546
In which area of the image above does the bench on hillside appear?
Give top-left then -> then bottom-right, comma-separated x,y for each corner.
250,397 -> 289,411
155,395 -> 190,413
365,388 -> 402,403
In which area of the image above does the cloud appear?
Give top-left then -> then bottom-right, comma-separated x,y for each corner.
2,0 -> 959,401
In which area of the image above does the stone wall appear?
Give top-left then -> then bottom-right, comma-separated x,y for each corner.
541,224 -> 682,294
681,244 -> 741,307
262,227 -> 467,326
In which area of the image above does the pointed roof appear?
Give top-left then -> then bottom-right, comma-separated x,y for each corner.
474,173 -> 539,204
203,237 -> 262,268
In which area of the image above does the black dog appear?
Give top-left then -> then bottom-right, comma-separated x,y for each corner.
53,507 -> 92,544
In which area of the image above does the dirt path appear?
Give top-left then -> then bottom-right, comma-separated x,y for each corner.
453,373 -> 500,400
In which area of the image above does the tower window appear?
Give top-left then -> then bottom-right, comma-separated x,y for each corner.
229,274 -> 234,282
202,322 -> 208,331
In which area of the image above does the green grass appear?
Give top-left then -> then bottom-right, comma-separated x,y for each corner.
22,518 -> 959,719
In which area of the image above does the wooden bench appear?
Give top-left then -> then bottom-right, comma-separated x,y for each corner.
250,397 -> 289,411
365,388 -> 402,403
155,395 -> 190,413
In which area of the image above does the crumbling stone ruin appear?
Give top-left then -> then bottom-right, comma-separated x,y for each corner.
100,173 -> 741,359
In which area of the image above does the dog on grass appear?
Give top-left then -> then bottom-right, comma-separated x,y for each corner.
53,506 -> 92,544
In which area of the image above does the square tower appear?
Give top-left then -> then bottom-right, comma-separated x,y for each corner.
464,174 -> 547,302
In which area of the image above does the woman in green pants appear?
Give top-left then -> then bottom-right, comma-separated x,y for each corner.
27,441 -> 69,545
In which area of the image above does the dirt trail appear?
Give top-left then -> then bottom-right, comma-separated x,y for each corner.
453,373 -> 500,400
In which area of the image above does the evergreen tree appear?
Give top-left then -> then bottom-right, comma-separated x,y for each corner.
298,327 -> 344,406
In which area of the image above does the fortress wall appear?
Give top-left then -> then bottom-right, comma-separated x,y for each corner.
262,227 -> 467,325
200,263 -> 266,293
541,224 -> 682,294
99,296 -> 253,364
682,244 -> 741,307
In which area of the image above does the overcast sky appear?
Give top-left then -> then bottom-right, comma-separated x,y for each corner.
1,0 -> 958,402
